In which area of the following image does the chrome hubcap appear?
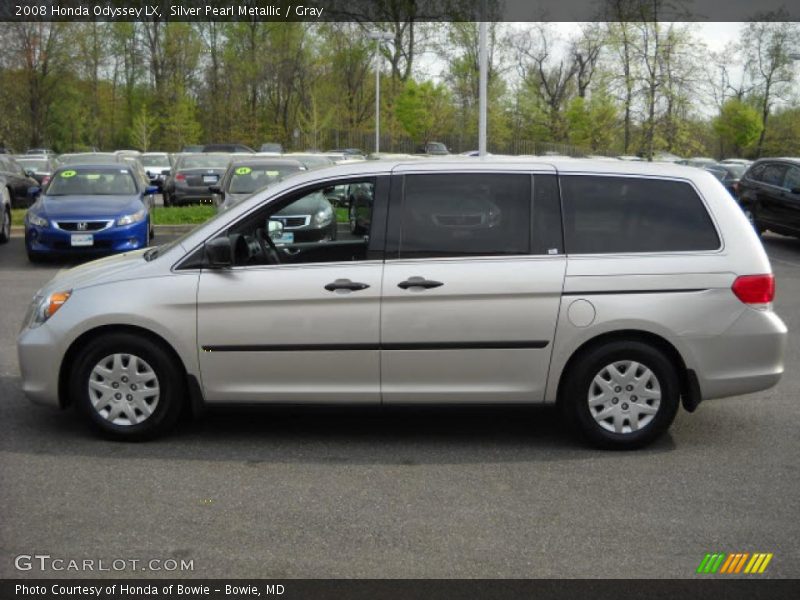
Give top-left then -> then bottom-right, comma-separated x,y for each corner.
588,361 -> 661,434
88,353 -> 160,426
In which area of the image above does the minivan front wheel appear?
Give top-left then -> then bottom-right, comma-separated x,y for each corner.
71,333 -> 184,440
563,341 -> 680,449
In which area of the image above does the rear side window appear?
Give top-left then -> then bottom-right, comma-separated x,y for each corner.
784,166 -> 800,191
399,174 -> 531,258
560,176 -> 720,254
760,163 -> 788,187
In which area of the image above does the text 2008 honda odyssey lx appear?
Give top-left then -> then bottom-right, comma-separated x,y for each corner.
17,159 -> 787,448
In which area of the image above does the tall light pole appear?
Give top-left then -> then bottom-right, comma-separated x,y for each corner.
369,31 -> 393,154
478,1 -> 488,157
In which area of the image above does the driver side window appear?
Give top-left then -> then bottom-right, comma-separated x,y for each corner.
226,178 -> 377,267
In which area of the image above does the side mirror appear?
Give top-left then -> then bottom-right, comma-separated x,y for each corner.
268,219 -> 284,240
145,185 -> 159,195
209,185 -> 222,194
25,169 -> 36,178
27,186 -> 41,198
205,236 -> 233,268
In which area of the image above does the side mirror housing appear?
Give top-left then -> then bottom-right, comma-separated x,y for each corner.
205,236 -> 233,268
27,186 -> 41,198
268,219 -> 284,240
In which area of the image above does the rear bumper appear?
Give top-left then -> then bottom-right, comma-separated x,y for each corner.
172,186 -> 216,204
686,307 -> 787,400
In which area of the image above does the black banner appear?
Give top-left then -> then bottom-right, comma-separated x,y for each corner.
2,0 -> 800,22
3,579 -> 800,600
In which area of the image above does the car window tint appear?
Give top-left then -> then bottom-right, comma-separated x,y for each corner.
760,163 -> 788,187
783,166 -> 800,191
561,176 -> 720,254
226,179 -> 376,266
399,174 -> 531,258
746,164 -> 765,182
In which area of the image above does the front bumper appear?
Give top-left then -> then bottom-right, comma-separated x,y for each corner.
25,220 -> 148,257
18,322 -> 63,408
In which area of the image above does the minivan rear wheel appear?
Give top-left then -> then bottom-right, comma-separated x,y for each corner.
562,341 -> 680,449
71,333 -> 185,441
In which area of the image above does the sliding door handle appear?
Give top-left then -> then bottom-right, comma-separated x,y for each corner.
398,277 -> 444,290
325,279 -> 370,292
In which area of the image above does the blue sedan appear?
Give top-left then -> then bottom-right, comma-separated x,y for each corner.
25,165 -> 157,262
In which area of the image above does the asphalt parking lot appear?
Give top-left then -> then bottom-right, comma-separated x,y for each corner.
1,232 -> 799,579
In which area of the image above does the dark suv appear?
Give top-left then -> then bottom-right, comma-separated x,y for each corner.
738,158 -> 800,238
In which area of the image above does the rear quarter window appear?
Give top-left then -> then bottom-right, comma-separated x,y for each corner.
560,176 -> 720,254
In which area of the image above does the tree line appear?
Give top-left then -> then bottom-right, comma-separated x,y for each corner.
0,4 -> 798,158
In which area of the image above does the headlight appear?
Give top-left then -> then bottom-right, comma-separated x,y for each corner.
313,205 -> 333,227
27,213 -> 49,228
25,290 -> 71,329
116,209 -> 146,226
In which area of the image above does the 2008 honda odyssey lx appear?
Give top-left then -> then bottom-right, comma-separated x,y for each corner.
17,159 -> 787,448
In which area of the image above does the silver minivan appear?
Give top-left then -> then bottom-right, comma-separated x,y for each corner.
17,160 -> 787,448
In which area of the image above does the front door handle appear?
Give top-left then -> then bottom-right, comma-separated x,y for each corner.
325,279 -> 370,292
398,277 -> 444,290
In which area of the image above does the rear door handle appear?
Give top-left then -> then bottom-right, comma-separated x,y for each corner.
398,277 -> 444,290
325,279 -> 370,292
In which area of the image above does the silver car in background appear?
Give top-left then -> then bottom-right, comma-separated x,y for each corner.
17,159 -> 787,448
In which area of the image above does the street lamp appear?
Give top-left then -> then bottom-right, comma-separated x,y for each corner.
369,31 -> 393,154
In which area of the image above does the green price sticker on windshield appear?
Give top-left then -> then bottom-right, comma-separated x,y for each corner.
235,167 -> 252,175
61,170 -> 77,178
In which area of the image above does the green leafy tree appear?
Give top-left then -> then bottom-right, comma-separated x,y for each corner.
713,99 -> 763,157
395,79 -> 453,144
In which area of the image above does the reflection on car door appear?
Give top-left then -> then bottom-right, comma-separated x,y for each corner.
380,170 -> 566,403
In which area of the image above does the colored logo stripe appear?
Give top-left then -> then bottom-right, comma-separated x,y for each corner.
698,552 -> 772,574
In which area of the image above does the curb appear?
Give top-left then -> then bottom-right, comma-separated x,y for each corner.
10,224 -> 196,235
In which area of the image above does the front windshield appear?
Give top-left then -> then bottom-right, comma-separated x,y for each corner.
725,164 -> 747,178
17,159 -> 48,171
141,154 -> 171,167
47,169 -> 137,196
228,165 -> 301,194
178,155 -> 231,169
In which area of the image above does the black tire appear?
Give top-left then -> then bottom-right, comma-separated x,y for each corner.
71,333 -> 185,441
163,193 -> 173,207
561,340 -> 680,450
0,206 -> 9,244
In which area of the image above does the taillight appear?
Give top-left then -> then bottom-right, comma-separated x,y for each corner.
732,274 -> 775,305
175,173 -> 186,182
